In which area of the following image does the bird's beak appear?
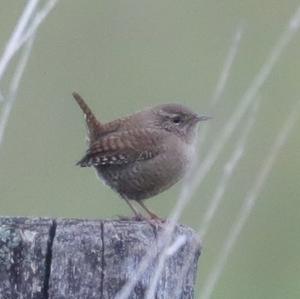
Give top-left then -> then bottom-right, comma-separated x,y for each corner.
195,115 -> 212,122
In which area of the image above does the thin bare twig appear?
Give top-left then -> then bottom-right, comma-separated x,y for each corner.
0,38 -> 35,148
197,26 -> 243,155
170,3 -> 300,224
200,99 -> 300,299
17,0 -> 60,51
0,0 -> 59,149
116,5 -> 300,297
199,99 -> 259,239
211,26 -> 244,107
0,0 -> 40,81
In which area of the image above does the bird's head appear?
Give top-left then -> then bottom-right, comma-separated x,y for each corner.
151,103 -> 211,143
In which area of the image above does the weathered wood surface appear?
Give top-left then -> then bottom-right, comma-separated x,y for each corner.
0,217 -> 201,299
0,217 -> 53,299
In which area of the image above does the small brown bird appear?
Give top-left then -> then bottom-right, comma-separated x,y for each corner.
73,92 -> 210,219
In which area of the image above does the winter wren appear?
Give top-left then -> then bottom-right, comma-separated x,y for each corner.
73,92 -> 210,218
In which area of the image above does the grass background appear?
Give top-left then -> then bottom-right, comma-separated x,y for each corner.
0,1 -> 300,298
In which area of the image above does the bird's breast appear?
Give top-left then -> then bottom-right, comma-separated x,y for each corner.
95,136 -> 196,201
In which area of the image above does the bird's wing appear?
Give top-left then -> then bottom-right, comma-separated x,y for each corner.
76,128 -> 163,167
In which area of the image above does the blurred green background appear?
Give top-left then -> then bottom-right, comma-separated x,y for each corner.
1,1 -> 300,298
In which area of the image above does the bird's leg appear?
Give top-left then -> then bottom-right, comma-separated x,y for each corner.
123,197 -> 144,220
136,201 -> 162,221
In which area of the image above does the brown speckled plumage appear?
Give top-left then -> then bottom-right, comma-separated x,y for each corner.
73,92 -> 210,218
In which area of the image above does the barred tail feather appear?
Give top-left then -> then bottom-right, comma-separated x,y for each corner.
72,92 -> 101,141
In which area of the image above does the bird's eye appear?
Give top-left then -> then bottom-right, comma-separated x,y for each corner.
172,116 -> 182,124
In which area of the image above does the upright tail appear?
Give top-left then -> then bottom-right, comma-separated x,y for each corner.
72,92 -> 102,142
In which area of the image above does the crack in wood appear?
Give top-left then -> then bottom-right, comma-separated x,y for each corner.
43,219 -> 57,299
100,221 -> 104,299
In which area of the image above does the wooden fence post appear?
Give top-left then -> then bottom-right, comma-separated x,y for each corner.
0,217 -> 201,299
